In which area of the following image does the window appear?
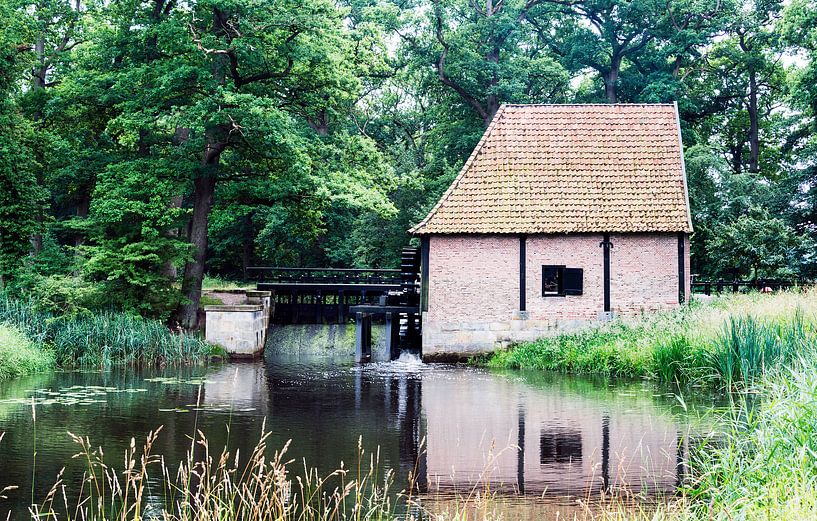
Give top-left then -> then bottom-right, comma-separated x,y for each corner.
542,265 -> 583,296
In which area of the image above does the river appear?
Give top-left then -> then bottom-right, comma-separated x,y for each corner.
0,351 -> 716,519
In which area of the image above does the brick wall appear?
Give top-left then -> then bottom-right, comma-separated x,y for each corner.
423,233 -> 691,356
610,233 -> 681,315
525,234 -> 604,322
427,235 -> 519,323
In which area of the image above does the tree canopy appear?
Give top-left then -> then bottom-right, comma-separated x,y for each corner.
0,0 -> 815,322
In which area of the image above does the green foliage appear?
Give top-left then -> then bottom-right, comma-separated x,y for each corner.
488,291 -> 817,390
1,0 -> 817,319
0,297 -> 214,367
705,208 -> 813,279
0,323 -> 54,380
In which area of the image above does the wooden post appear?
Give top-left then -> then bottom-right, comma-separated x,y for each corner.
338,290 -> 345,324
385,312 -> 401,361
420,236 -> 430,313
600,234 -> 612,313
677,232 -> 685,304
355,312 -> 372,363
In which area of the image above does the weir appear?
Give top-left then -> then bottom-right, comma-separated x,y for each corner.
242,247 -> 422,362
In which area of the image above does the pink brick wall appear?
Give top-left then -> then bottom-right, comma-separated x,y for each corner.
610,233 -> 681,314
427,233 -> 691,324
427,235 -> 518,323
525,235 -> 604,321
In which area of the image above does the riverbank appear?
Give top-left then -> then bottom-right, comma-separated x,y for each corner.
486,291 -> 817,389
0,297 -> 216,379
0,323 -> 54,380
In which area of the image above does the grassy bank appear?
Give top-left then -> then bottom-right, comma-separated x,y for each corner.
0,297 -> 215,370
677,360 -> 817,520
0,324 -> 54,380
487,291 -> 817,389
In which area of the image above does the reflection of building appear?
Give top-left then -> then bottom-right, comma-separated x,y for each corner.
422,374 -> 684,497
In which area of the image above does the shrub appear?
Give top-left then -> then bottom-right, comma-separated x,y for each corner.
0,323 -> 54,380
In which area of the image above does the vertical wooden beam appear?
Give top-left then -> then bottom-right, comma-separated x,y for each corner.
420,236 -> 430,312
601,234 -> 612,313
385,312 -> 401,361
355,312 -> 372,363
519,235 -> 527,312
678,232 -> 686,304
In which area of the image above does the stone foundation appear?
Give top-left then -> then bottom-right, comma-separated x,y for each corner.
204,290 -> 272,357
421,311 -> 589,359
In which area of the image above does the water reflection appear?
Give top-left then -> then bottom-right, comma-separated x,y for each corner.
422,370 -> 687,499
0,355 -> 710,518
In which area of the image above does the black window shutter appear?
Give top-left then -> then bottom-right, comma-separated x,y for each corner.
563,268 -> 583,295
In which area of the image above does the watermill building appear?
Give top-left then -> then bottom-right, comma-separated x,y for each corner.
411,103 -> 693,357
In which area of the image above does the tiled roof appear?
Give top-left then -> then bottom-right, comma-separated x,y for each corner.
410,104 -> 693,235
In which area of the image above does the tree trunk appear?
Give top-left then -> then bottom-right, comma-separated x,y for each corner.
74,190 -> 91,247
747,66 -> 760,173
242,212 -> 254,280
486,46 -> 500,123
604,64 -> 619,103
175,174 -> 217,329
174,6 -> 232,329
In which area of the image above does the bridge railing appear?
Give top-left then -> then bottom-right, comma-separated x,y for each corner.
247,266 -> 402,285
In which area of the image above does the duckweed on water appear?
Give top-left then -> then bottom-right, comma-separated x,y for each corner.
0,385 -> 147,406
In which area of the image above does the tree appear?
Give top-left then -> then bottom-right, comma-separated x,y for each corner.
706,208 -> 812,279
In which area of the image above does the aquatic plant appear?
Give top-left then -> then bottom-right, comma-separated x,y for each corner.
0,296 -> 216,368
0,324 -> 54,380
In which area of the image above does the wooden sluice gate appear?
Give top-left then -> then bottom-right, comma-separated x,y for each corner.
248,247 -> 422,361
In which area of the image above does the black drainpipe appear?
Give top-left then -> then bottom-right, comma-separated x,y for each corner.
600,234 -> 612,313
519,235 -> 527,312
678,232 -> 686,304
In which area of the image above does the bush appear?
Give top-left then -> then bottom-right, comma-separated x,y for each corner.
487,291 -> 817,389
0,323 -> 54,380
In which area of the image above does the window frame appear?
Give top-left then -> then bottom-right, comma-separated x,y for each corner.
541,265 -> 583,297
541,264 -> 566,297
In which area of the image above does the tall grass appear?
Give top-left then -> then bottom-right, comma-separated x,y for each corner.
0,324 -> 54,380
678,358 -> 817,520
26,425 -> 407,521
488,291 -> 817,390
0,297 -> 215,368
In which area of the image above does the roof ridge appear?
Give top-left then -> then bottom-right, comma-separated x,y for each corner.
501,103 -> 677,107
408,104 -> 509,234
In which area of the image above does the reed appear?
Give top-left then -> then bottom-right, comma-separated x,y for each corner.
0,296 -> 214,368
488,290 -> 817,390
25,425 -> 403,521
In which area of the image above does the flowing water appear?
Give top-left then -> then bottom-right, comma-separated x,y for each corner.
0,349 -> 717,519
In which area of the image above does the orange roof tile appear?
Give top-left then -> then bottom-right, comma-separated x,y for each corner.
410,103 -> 693,235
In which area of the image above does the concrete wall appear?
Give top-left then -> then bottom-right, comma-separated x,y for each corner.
205,305 -> 267,357
423,233 -> 689,357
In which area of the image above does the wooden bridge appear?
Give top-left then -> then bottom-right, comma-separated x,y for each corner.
247,248 -> 422,361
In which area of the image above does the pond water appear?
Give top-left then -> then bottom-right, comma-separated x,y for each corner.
0,351 -> 717,519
